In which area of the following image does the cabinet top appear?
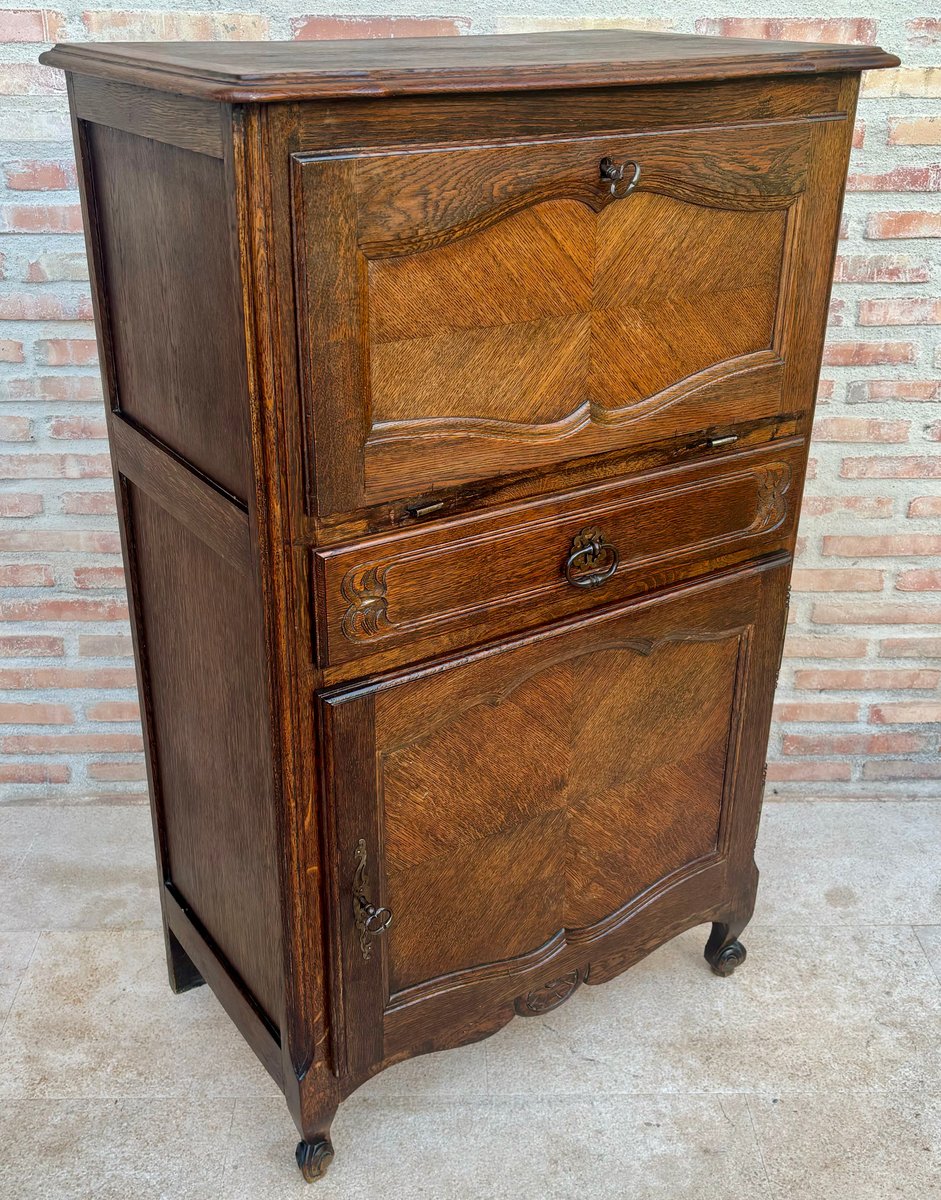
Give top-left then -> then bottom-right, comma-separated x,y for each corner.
41,29 -> 899,103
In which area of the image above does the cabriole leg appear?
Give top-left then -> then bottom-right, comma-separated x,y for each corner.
704,918 -> 749,977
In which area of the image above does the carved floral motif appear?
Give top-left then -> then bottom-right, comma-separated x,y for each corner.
340,563 -> 392,641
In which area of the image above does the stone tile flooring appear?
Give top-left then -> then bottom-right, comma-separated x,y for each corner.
0,799 -> 939,1198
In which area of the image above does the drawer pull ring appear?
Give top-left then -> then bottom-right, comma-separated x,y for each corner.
599,157 -> 641,198
564,528 -> 620,589
352,838 -> 393,961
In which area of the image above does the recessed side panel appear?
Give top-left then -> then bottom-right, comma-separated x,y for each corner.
85,122 -> 252,500
127,482 -> 283,1025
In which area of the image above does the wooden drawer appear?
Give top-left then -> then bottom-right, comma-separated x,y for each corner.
313,439 -> 804,671
293,114 -> 830,516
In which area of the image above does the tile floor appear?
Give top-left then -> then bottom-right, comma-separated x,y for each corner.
0,799 -> 939,1198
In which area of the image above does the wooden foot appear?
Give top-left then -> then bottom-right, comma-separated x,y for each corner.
166,928 -> 204,994
296,1137 -> 335,1182
704,920 -> 748,977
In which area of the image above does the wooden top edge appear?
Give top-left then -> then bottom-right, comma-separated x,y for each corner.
39,31 -> 900,103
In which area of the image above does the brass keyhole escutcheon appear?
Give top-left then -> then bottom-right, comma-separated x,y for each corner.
352,838 -> 393,961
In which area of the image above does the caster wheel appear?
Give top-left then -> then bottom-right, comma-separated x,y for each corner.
296,1137 -> 334,1182
709,939 -> 747,977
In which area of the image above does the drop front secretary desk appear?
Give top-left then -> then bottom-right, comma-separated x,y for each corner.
42,30 -> 898,1181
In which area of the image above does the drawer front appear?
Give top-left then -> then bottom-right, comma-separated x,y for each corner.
313,440 -> 804,670
293,110 -> 847,516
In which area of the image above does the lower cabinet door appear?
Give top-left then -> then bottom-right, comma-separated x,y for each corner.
319,560 -> 788,1081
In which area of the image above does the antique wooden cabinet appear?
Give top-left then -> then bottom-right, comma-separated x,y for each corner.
43,30 -> 897,1181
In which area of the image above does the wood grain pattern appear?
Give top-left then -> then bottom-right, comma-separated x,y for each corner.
128,484 -> 283,1025
50,32 -> 888,1178
40,30 -> 898,102
314,440 -> 803,669
295,118 -> 812,510
109,413 -> 251,575
85,122 -> 252,499
323,560 -> 788,1078
71,73 -> 225,157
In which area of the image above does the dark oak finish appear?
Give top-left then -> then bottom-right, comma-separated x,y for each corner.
44,30 -> 896,1183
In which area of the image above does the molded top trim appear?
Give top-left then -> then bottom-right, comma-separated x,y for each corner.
40,30 -> 900,103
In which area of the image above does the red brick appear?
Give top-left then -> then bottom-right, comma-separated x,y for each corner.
0,597 -> 128,621
796,668 -> 940,690
0,702 -> 72,724
292,15 -> 469,39
866,211 -> 941,239
0,64 -> 64,95
86,700 -> 140,722
822,341 -> 915,367
0,11 -> 66,42
0,453 -> 111,479
73,566 -> 125,590
824,534 -> 941,556
880,638 -> 941,658
78,634 -> 133,657
3,158 -> 76,190
87,759 -> 146,782
782,732 -> 927,756
0,531 -> 121,553
47,415 -> 107,440
907,19 -> 941,46
863,68 -> 941,98
870,703 -> 941,724
0,294 -> 92,321
0,635 -> 63,657
909,496 -> 941,517
0,667 -> 136,689
888,117 -> 941,146
0,763 -> 69,784
813,417 -> 909,442
863,760 -> 941,781
1,732 -> 143,753
897,569 -> 941,592
34,338 -> 98,366
817,379 -> 835,400
61,491 -> 115,515
694,18 -> 875,42
0,204 -> 82,234
840,457 -> 941,480
0,415 -> 32,441
781,636 -> 867,659
801,495 -> 893,518
833,254 -> 931,283
0,340 -> 25,363
766,761 -> 852,782
82,11 -> 269,39
853,120 -> 865,150
790,569 -> 884,592
0,563 -> 54,587
859,298 -> 941,326
813,602 -> 941,625
773,701 -> 860,723
848,165 -> 941,192
4,375 -> 101,402
848,380 -> 940,404
0,493 -> 43,517
26,251 -> 89,282
827,296 -> 846,327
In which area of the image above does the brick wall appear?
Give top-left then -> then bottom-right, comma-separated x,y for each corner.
0,4 -> 937,801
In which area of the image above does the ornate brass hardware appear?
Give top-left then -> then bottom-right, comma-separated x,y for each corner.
352,839 -> 392,961
599,157 -> 641,198
564,528 -> 620,589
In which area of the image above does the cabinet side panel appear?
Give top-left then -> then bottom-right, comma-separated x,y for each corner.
85,122 -> 252,500
127,484 -> 283,1026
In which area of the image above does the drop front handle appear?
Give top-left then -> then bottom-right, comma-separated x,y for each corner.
564,528 -> 620,589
